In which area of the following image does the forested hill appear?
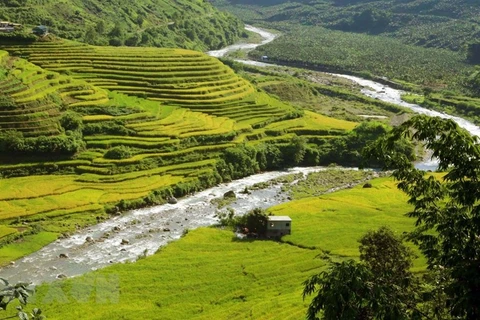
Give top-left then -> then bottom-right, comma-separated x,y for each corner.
215,0 -> 480,51
0,0 -> 244,50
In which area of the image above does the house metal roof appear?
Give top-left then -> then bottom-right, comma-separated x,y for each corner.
268,216 -> 291,221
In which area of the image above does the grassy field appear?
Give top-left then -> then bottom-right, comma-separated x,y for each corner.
20,177 -> 421,319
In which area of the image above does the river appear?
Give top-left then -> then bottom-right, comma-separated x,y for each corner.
211,26 -> 480,140
0,166 -> 350,284
2,25 -> 479,285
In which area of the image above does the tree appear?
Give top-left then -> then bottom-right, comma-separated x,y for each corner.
104,146 -> 132,159
303,227 -> 419,320
95,20 -> 106,35
364,115 -> 480,319
303,260 -> 374,320
285,135 -> 306,166
218,208 -> 270,236
108,24 -> 126,39
359,226 -> 414,283
60,111 -> 83,132
467,43 -> 480,64
84,25 -> 97,45
0,278 -> 45,320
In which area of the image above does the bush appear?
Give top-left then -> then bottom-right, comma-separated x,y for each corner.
0,131 -> 85,155
104,146 -> 132,159
0,95 -> 17,110
60,111 -> 83,132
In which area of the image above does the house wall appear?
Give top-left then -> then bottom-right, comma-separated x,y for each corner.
266,221 -> 291,237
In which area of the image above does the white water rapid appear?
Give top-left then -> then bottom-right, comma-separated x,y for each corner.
0,167 -> 344,284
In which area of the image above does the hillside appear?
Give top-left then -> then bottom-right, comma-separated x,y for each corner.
0,39 -> 365,263
214,0 -> 480,51
0,0 -> 244,50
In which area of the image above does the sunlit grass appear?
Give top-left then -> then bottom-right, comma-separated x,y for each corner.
28,177 -> 426,319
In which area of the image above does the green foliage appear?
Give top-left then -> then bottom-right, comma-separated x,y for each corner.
222,144 -> 259,179
60,111 -> 83,132
303,227 -> 418,320
216,0 -> 480,52
0,0 -> 244,50
467,43 -> 480,64
0,278 -> 45,320
283,135 -> 306,166
303,260 -> 374,320
320,121 -> 415,167
104,146 -> 132,160
83,120 -> 134,136
365,115 -> 480,318
359,227 -> 415,287
223,207 -> 270,235
410,92 -> 480,125
252,26 -> 471,90
0,32 -> 36,44
0,130 -> 85,155
343,9 -> 391,34
255,143 -> 283,170
0,95 -> 17,110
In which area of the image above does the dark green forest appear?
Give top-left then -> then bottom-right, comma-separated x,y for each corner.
0,0 -> 245,50
214,0 -> 480,51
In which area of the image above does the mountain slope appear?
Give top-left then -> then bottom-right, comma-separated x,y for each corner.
0,0 -> 244,50
214,0 -> 480,51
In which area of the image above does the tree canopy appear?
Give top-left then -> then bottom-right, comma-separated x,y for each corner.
365,115 -> 480,319
303,227 -> 418,320
304,115 -> 480,319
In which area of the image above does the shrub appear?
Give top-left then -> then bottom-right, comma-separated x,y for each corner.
60,111 -> 83,132
104,146 -> 133,159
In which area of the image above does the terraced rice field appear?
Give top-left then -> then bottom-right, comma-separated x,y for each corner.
0,159 -> 218,220
2,41 -> 288,125
0,40 -> 359,260
0,55 -> 108,136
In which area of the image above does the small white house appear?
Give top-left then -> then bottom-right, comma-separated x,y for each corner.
266,216 -> 291,238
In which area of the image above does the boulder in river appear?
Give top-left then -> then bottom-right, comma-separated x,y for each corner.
121,239 -> 130,245
167,197 -> 178,204
57,274 -> 67,279
85,236 -> 94,243
223,190 -> 236,199
59,253 -> 68,259
163,228 -> 170,232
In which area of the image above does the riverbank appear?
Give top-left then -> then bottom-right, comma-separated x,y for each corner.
224,27 -> 480,138
0,167 -> 371,284
29,176 -> 419,320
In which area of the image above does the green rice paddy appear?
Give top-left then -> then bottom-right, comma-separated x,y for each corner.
24,177 -> 421,320
0,39 -> 360,262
